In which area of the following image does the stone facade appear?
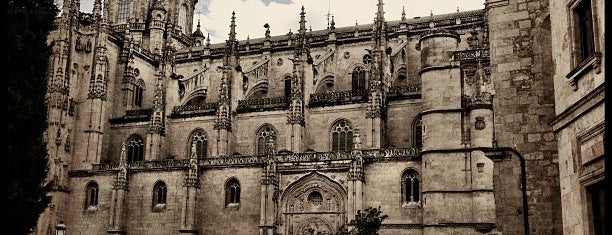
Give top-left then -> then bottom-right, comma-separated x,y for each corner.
34,0 -> 583,234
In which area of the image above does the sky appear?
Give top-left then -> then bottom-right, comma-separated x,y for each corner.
76,0 -> 485,44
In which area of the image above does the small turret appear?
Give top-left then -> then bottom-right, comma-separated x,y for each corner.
192,19 -> 205,46
149,0 -> 167,54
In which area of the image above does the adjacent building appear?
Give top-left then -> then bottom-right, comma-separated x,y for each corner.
550,0 -> 605,234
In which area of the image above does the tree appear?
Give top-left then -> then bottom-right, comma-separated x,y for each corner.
8,0 -> 58,234
335,207 -> 389,235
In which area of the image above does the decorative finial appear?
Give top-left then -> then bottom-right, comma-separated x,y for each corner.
375,0 -> 385,23
457,6 -> 460,12
430,10 -> 433,17
229,11 -> 237,40
299,6 -> 307,33
330,15 -> 335,30
401,6 -> 406,21
264,23 -> 271,38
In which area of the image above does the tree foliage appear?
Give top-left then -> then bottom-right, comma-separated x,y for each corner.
335,206 -> 389,235
8,0 -> 58,234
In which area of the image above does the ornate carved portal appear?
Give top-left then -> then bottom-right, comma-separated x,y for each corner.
280,172 -> 347,235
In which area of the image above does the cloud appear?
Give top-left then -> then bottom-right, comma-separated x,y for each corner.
74,0 -> 485,44
195,0 -> 484,44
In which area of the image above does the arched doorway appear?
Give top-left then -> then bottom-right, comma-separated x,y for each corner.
280,172 -> 347,235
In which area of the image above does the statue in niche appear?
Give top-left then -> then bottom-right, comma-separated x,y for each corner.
75,36 -> 82,51
178,80 -> 185,98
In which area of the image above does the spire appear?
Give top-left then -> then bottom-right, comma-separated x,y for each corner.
228,11 -> 236,41
376,0 -> 385,22
192,18 -> 204,38
299,6 -> 307,34
401,6 -> 406,21
206,32 -> 211,47
326,0 -> 331,29
330,15 -> 335,30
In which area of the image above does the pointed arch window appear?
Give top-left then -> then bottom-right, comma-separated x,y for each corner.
257,125 -> 277,155
126,135 -> 144,162
152,181 -> 167,211
85,182 -> 99,209
414,117 -> 422,149
225,178 -> 241,207
401,169 -> 420,205
284,76 -> 292,99
189,129 -> 208,158
117,0 -> 131,24
352,67 -> 366,91
331,120 -> 354,152
133,79 -> 144,107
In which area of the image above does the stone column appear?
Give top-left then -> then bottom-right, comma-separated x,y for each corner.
259,156 -> 278,235
180,143 -> 199,235
108,144 -> 129,234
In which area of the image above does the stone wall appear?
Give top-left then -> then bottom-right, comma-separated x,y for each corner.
197,167 -> 262,235
486,0 -> 562,234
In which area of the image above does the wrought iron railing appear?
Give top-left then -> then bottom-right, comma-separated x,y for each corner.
308,89 -> 368,107
170,102 -> 219,118
236,96 -> 289,113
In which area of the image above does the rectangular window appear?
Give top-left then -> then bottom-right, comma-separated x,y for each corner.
586,180 -> 605,235
573,0 -> 595,62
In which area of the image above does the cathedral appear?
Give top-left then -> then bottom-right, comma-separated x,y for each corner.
35,0 -> 605,234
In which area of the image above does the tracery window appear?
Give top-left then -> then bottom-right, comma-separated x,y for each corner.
188,129 -> 207,158
331,119 -> 353,152
225,178 -> 241,206
152,181 -> 167,211
117,0 -> 131,24
257,125 -> 277,155
126,134 -> 144,162
85,182 -> 99,209
178,4 -> 188,34
351,67 -> 366,91
133,79 -> 144,107
401,169 -> 420,205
